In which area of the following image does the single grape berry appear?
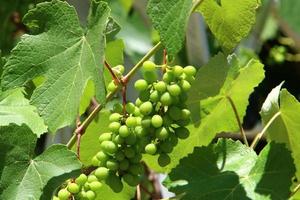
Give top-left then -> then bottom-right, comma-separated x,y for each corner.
98,132 -> 112,143
109,113 -> 121,122
175,127 -> 190,139
119,159 -> 130,170
139,101 -> 153,115
160,92 -> 172,106
105,174 -> 124,193
151,115 -> 163,128
150,90 -> 160,102
155,127 -> 169,140
154,81 -> 167,92
106,159 -> 119,171
109,122 -> 121,132
173,65 -> 183,77
89,181 -> 102,192
134,79 -> 148,91
180,80 -> 191,92
145,143 -> 157,155
75,174 -> 88,185
123,174 -> 139,186
107,81 -> 118,92
167,84 -> 181,96
95,167 -> 109,180
86,190 -> 96,200
57,189 -> 70,200
101,141 -> 117,154
183,65 -> 196,77
119,125 -> 130,138
125,102 -> 136,114
96,151 -> 109,162
142,61 -> 156,71
67,182 -> 80,194
125,116 -> 137,127
163,71 -> 175,83
87,175 -> 98,183
158,153 -> 171,167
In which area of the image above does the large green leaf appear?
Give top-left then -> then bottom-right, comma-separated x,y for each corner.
1,0 -> 110,133
0,124 -> 81,200
0,88 -> 47,136
95,183 -> 136,200
261,88 -> 300,180
197,0 -> 260,51
279,0 -> 300,35
147,0 -> 193,57
144,54 -> 264,172
167,139 -> 295,200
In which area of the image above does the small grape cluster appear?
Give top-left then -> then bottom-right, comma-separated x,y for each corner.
133,61 -> 196,166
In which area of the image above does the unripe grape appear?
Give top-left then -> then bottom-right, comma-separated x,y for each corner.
75,174 -> 88,185
172,65 -> 183,77
109,113 -> 121,122
142,71 -> 157,83
125,102 -> 136,114
109,122 -> 121,132
175,127 -> 190,139
113,135 -> 125,144
168,106 -> 182,120
125,133 -> 137,145
183,65 -> 196,76
158,153 -> 171,167
150,90 -> 160,102
96,151 -> 109,162
180,80 -> 191,92
91,156 -> 100,166
139,101 -> 153,115
181,109 -> 191,119
155,127 -> 169,140
135,98 -> 142,106
79,191 -> 87,199
134,108 -> 141,116
160,92 -> 172,106
141,116 -> 152,128
139,90 -> 150,102
125,116 -> 137,127
123,174 -> 139,186
163,71 -> 174,83
129,164 -> 143,175
145,143 -> 157,155
95,167 -> 109,180
118,125 -> 129,138
115,151 -> 125,161
86,190 -> 96,200
124,147 -> 135,158
57,189 -> 70,200
101,141 -> 117,154
119,159 -> 130,170
67,182 -> 80,194
151,115 -> 163,128
113,103 -> 123,113
114,65 -> 125,74
89,181 -> 102,192
88,175 -> 98,183
98,132 -> 112,143
134,79 -> 148,91
167,84 -> 181,96
107,81 -> 117,92
105,174 -> 123,193
106,159 -> 119,171
154,81 -> 167,92
129,154 -> 142,163
53,196 -> 59,200
135,126 -> 147,137
142,61 -> 156,71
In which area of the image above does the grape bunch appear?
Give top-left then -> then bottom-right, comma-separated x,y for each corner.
133,61 -> 196,166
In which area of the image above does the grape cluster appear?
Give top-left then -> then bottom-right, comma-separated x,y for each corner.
134,61 -> 196,166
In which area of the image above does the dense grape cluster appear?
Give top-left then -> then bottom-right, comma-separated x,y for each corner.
53,61 -> 196,199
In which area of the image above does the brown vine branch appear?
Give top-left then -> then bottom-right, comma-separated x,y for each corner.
104,60 -> 121,85
76,117 -> 82,159
122,85 -> 127,115
226,96 -> 249,147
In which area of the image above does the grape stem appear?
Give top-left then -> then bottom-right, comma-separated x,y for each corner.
76,117 -> 82,159
136,185 -> 142,200
226,96 -> 249,147
122,85 -> 127,115
291,182 -> 300,197
250,112 -> 281,149
104,60 -> 121,85
66,42 -> 162,149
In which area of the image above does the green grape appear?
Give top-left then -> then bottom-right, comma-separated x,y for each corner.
84,182 -> 90,190
88,175 -> 98,183
113,103 -> 123,113
150,90 -> 160,102
125,116 -> 137,127
119,159 -> 130,170
180,80 -> 191,92
175,127 -> 190,139
145,143 -> 157,155
96,151 -> 109,162
158,153 -> 171,167
109,122 -> 121,132
125,102 -> 136,114
67,182 -> 80,194
106,159 -> 119,171
163,115 -> 173,126
135,126 -> 147,137
95,167 -> 109,180
53,196 -> 59,200
160,141 -> 173,153
119,125 -> 130,138
115,151 -> 125,161
135,98 -> 143,106
107,81 -> 118,92
167,84 -> 181,96
122,174 -> 139,186
113,135 -> 125,144
129,164 -> 143,175
86,190 -> 96,200
142,61 -> 156,71
163,71 -> 175,83
57,189 -> 70,200
125,133 -> 137,145
172,65 -> 183,77
124,147 -> 135,158
143,71 -> 157,83
105,174 -> 123,193
134,79 -> 148,91
168,106 -> 182,120
91,156 -> 100,166
109,113 -> 121,122
129,154 -> 142,163
139,101 -> 153,115
98,132 -> 112,143
134,108 -> 141,116
75,174 -> 88,185
79,191 -> 87,199
183,65 -> 196,77
141,116 -> 152,128
160,92 -> 172,106
181,109 -> 191,119
101,141 -> 117,154
114,64 -> 125,74
139,90 -> 150,102
89,181 -> 102,192
155,127 -> 169,140
151,115 -> 163,128
154,81 -> 167,92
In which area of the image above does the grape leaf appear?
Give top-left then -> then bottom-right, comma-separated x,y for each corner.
147,0 -> 193,57
1,0 -> 110,133
0,88 -> 47,136
0,124 -> 81,200
261,88 -> 300,180
144,54 -> 264,172
167,139 -> 295,200
95,183 -> 136,200
196,0 -> 260,51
